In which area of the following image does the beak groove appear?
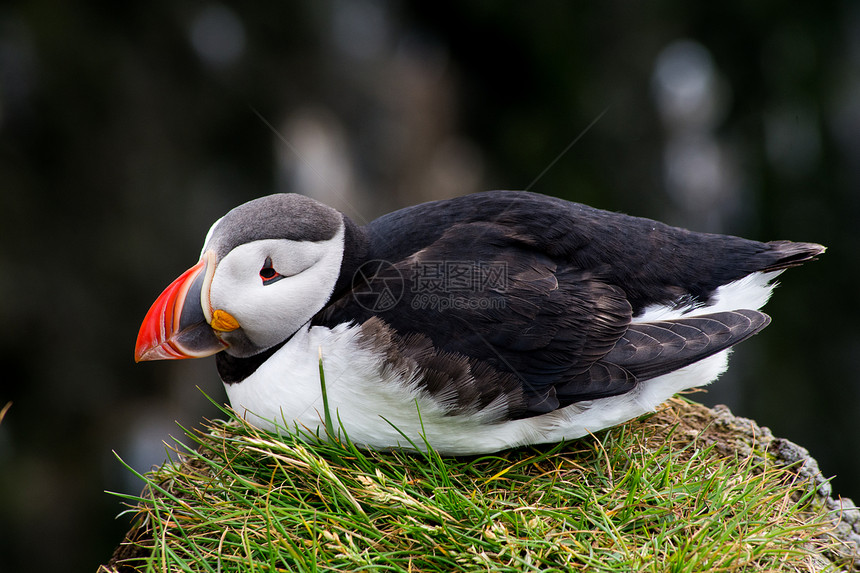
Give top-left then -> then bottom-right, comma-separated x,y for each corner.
135,252 -> 227,361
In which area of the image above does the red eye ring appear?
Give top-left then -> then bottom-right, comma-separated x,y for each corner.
260,256 -> 284,285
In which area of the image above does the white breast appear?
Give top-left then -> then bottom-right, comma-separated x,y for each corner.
224,322 -> 523,452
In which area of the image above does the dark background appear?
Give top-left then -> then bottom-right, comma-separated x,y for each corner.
1,2 -> 857,571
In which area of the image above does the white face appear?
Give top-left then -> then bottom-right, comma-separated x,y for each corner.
206,224 -> 345,355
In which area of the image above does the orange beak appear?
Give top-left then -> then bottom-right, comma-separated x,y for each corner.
134,252 -> 228,361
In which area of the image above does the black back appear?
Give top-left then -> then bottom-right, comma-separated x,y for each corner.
310,191 -> 822,419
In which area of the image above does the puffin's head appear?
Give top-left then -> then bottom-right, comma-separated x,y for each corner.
135,194 -> 345,361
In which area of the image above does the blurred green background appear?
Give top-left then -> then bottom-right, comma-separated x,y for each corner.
1,1 -> 857,571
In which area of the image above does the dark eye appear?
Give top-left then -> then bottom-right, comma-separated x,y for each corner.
260,256 -> 284,285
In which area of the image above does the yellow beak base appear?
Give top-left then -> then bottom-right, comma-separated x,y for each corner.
211,309 -> 241,332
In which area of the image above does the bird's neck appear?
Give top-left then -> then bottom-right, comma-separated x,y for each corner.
331,215 -> 370,298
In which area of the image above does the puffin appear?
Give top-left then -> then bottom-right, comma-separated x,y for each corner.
134,191 -> 824,454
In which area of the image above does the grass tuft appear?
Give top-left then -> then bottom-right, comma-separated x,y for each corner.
317,348 -> 335,441
103,397 -> 846,572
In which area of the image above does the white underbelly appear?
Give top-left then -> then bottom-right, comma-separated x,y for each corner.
224,326 -> 729,455
224,272 -> 777,454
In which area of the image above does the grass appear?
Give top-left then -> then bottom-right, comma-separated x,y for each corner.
103,395 -> 846,573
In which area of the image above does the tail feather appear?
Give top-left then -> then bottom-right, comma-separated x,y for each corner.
762,241 -> 826,272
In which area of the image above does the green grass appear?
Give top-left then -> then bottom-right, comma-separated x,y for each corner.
107,399 -> 840,573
